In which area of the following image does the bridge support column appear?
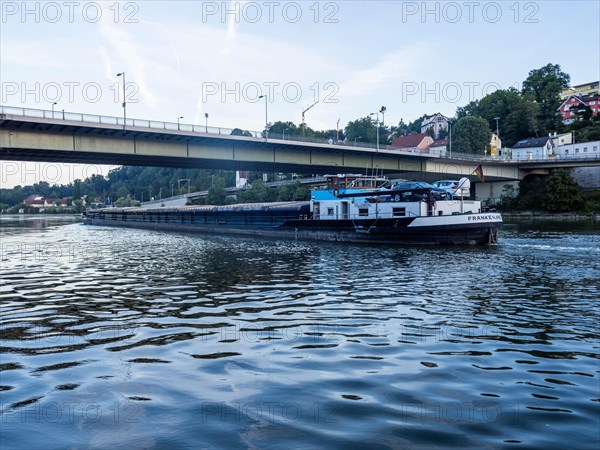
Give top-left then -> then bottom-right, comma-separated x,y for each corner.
475,180 -> 518,203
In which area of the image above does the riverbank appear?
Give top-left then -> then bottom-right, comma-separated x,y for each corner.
502,212 -> 599,222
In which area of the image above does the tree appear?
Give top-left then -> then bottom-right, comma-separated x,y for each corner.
206,178 -> 228,205
522,63 -> 570,135
455,100 -> 480,120
268,121 -> 299,137
517,176 -> 547,210
230,128 -> 252,137
344,117 -> 377,143
503,99 -> 540,147
543,168 -> 584,212
450,116 -> 492,154
237,179 -> 274,203
275,182 -> 310,201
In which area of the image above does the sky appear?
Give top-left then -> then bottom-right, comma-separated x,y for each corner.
1,0 -> 599,188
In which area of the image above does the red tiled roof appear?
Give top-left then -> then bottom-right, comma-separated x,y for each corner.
391,133 -> 430,148
429,138 -> 448,147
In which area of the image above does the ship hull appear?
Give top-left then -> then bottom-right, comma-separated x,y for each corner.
83,212 -> 502,246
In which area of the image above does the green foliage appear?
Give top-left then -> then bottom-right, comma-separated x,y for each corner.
275,182 -> 310,201
542,168 -> 584,212
454,88 -> 539,148
517,177 -> 547,210
344,116 -> 377,143
206,177 -> 228,205
115,195 -> 140,208
450,116 -> 492,154
570,116 -> 600,143
499,170 -> 588,213
456,100 -> 480,120
237,180 -> 275,203
230,128 -> 252,137
522,63 -> 570,135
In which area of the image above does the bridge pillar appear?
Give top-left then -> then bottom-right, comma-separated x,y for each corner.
475,180 -> 518,203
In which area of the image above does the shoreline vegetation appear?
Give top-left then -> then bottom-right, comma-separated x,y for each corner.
502,212 -> 600,222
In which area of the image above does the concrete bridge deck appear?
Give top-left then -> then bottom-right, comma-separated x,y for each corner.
2,106 -> 599,183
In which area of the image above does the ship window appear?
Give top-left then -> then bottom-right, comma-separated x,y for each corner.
359,208 -> 369,216
327,208 -> 334,215
392,207 -> 406,217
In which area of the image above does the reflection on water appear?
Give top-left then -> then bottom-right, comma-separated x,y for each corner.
1,215 -> 599,449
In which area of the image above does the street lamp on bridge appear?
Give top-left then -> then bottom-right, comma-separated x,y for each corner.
205,113 -> 209,133
116,72 -> 126,131
51,102 -> 57,118
177,116 -> 184,131
369,112 -> 380,152
258,94 -> 268,141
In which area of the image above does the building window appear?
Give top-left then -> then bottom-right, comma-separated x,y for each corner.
583,147 -> 587,152
327,208 -> 334,215
575,148 -> 579,153
593,146 -> 598,152
392,207 -> 406,217
358,208 -> 369,217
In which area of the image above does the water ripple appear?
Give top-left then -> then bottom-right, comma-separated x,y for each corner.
0,217 -> 598,449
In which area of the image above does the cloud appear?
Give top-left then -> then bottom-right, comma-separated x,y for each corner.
340,44 -> 432,97
98,18 -> 159,108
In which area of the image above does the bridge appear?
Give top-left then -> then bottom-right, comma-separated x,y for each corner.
1,106 -> 599,186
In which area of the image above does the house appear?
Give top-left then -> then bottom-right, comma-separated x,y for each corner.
24,194 -> 44,206
420,113 -> 448,137
550,132 -> 573,147
554,140 -> 600,158
489,133 -> 502,156
511,137 -> 555,160
427,138 -> 448,156
557,94 -> 600,124
560,81 -> 599,99
390,133 -> 434,152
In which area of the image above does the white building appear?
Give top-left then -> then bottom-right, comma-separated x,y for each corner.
420,113 -> 448,137
511,136 -> 599,160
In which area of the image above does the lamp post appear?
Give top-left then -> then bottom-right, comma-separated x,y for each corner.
258,94 -> 268,140
116,72 -> 126,130
355,136 -> 362,146
177,116 -> 184,131
449,120 -> 453,159
336,118 -> 340,142
205,113 -> 209,133
51,102 -> 57,118
379,106 -> 386,127
369,112 -> 380,151
283,128 -> 289,140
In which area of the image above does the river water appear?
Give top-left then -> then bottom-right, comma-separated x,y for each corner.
1,215 -> 598,449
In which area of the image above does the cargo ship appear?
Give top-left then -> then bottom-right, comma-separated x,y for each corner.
83,175 -> 502,245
